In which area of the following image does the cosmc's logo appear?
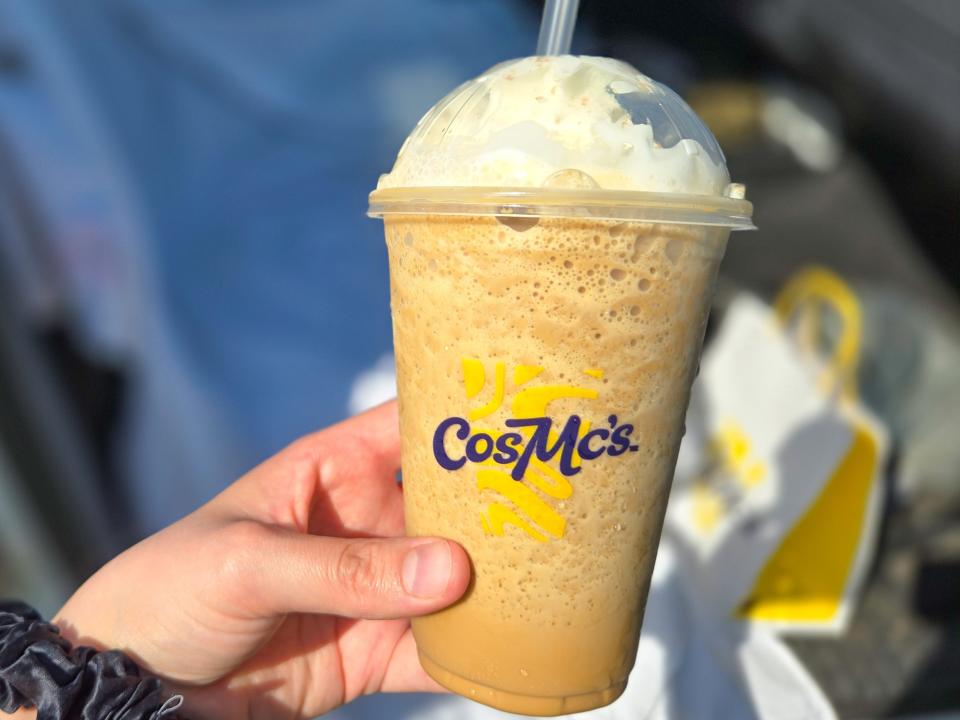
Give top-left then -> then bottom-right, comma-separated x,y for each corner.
433,414 -> 639,480
431,358 -> 638,543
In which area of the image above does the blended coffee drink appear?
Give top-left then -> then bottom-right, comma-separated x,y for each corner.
369,56 -> 753,716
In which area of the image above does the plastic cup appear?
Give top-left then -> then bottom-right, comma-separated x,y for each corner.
368,57 -> 753,716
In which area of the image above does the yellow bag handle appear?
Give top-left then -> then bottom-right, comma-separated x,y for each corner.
773,266 -> 863,400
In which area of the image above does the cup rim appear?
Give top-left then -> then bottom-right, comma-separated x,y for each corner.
368,186 -> 755,230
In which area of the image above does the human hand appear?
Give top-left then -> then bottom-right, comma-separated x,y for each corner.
52,401 -> 471,719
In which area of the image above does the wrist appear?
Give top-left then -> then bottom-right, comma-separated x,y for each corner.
163,675 -> 253,720
53,581 -> 121,656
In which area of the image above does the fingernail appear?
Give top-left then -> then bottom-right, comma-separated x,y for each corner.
402,541 -> 452,599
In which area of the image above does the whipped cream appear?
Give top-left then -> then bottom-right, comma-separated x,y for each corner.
378,55 -> 729,196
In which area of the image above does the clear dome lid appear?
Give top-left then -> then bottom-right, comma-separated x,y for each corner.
371,56 -> 752,229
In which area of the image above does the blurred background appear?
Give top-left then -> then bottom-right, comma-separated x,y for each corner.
0,0 -> 956,718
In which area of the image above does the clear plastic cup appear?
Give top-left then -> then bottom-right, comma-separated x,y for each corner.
369,56 -> 753,716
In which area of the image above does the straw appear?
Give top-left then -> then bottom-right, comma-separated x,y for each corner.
536,0 -> 581,56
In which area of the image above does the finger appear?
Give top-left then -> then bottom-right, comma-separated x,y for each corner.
307,400 -> 405,537
380,626 -> 448,694
334,400 -> 401,475
222,400 -> 402,534
239,525 -> 471,620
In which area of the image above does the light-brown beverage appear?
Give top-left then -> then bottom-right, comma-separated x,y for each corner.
384,213 -> 728,715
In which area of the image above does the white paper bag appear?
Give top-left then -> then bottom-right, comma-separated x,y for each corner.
668,267 -> 889,635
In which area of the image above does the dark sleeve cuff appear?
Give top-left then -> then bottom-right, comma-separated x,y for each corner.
0,601 -> 183,719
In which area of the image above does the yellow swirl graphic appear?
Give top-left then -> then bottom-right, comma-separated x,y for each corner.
477,469 -> 565,539
481,503 -> 548,543
463,359 -> 601,542
468,361 -> 506,422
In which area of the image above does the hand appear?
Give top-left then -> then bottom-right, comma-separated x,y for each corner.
52,402 -> 471,720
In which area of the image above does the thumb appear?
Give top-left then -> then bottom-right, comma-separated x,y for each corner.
231,524 -> 471,620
